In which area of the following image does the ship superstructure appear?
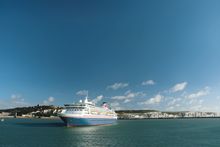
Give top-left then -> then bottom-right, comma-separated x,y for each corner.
59,97 -> 117,126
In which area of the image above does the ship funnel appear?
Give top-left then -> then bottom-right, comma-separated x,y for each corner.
102,102 -> 109,109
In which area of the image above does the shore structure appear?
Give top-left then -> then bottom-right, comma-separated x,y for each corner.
58,97 -> 117,126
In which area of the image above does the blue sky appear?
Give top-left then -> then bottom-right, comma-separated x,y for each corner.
1,0 -> 220,111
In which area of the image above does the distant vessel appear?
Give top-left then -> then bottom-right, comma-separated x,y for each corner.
59,97 -> 117,126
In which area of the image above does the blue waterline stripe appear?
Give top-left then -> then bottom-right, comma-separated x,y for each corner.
60,117 -> 117,126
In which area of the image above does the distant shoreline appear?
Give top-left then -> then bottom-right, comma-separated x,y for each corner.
0,116 -> 60,119
1,116 -> 220,120
1,106 -> 220,120
118,117 -> 220,120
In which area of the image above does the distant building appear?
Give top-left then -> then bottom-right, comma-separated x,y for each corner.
0,112 -> 10,116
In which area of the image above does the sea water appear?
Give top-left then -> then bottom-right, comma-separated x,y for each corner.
1,118 -> 220,147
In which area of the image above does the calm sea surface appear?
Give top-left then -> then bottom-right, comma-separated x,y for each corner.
1,118 -> 220,147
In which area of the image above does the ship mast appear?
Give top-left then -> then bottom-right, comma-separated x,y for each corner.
84,92 -> 89,103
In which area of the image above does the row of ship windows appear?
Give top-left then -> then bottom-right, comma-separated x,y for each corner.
67,109 -> 87,111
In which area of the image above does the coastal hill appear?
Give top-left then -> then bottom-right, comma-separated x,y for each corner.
1,105 -> 220,119
0,105 -> 62,118
116,110 -> 220,119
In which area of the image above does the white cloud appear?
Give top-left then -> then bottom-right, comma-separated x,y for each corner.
48,96 -> 55,102
111,91 -> 145,106
187,87 -> 210,99
165,97 -> 183,110
11,94 -> 24,102
111,101 -> 120,107
123,99 -> 131,103
111,91 -> 145,101
142,80 -> 155,86
43,96 -> 55,105
199,99 -> 204,104
167,106 -> 175,110
10,94 -> 29,107
167,99 -> 177,106
11,94 -> 21,100
167,98 -> 181,106
175,104 -> 180,107
110,101 -> 122,110
107,82 -> 129,90
170,82 -> 187,92
189,105 -> 203,111
186,99 -> 204,111
92,95 -> 103,104
111,95 -> 127,100
140,94 -> 164,105
0,99 -> 7,109
196,106 -> 220,112
0,94 -> 30,109
216,96 -> 220,100
76,90 -> 88,96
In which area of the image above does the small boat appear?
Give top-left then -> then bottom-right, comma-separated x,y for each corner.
1,118 -> 4,122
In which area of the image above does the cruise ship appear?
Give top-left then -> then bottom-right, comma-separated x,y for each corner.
59,97 -> 117,126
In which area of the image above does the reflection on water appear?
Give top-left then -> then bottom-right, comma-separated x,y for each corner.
65,125 -> 116,147
16,122 -> 65,127
14,118 -> 116,147
73,125 -> 100,132
66,125 -> 101,134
